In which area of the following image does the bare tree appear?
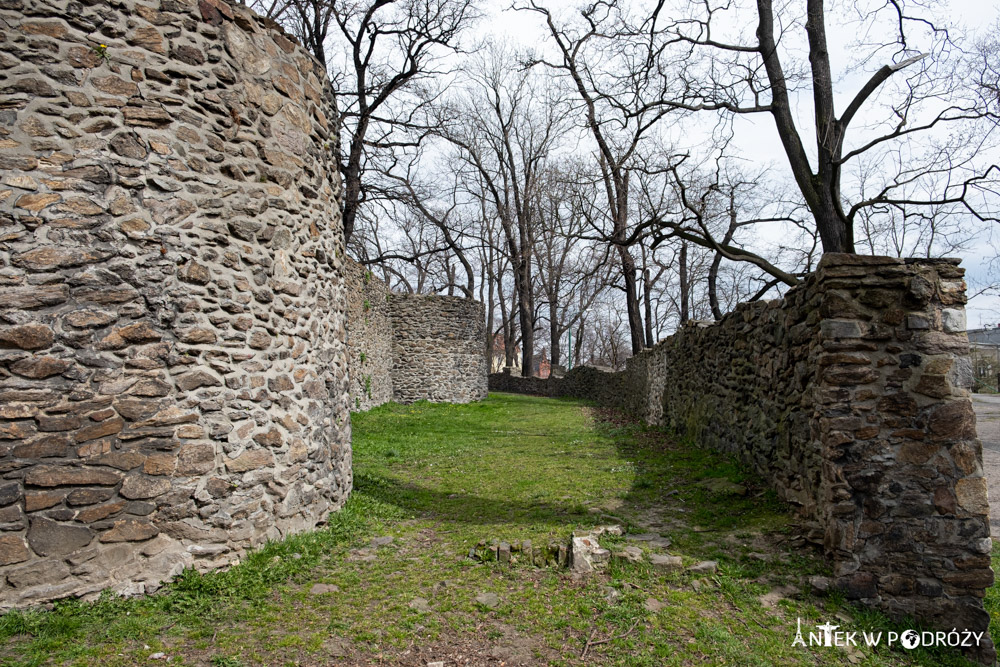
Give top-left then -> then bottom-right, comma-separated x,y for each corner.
534,163 -> 611,367
438,43 -> 572,375
647,0 -> 999,253
248,0 -> 479,244
519,0 -> 699,355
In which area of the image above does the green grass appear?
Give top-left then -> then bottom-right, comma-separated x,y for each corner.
0,393 -> 991,665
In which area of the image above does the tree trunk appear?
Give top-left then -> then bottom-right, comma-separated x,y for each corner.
549,299 -> 561,369
643,267 -> 654,347
513,255 -> 534,377
679,241 -> 689,324
616,244 -> 644,354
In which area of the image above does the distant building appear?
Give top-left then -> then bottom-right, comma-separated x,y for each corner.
532,348 -> 551,379
491,333 -> 521,374
968,327 -> 1000,346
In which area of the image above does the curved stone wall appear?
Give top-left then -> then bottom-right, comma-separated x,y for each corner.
0,0 -> 350,606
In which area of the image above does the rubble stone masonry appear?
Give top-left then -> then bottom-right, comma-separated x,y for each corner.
344,257 -> 488,410
0,0 -> 352,606
490,254 -> 994,662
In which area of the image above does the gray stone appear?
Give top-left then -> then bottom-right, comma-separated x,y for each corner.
649,554 -> 684,572
688,560 -> 718,574
28,517 -> 94,556
309,583 -> 340,595
408,597 -> 431,613
941,308 -> 966,333
475,592 -> 499,608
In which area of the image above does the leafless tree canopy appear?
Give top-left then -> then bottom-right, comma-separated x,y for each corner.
246,0 -> 1000,374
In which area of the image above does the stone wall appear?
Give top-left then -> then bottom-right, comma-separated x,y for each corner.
388,294 -> 488,404
343,258 -> 393,411
489,254 -> 994,662
344,262 -> 488,409
0,0 -> 351,607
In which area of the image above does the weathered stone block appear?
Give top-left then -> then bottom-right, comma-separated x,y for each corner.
27,517 -> 94,556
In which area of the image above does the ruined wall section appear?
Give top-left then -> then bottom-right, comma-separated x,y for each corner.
343,258 -> 393,411
488,255 -> 993,661
0,0 -> 351,607
389,295 -> 488,404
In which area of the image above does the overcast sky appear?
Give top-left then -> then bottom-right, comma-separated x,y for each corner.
476,0 -> 1000,328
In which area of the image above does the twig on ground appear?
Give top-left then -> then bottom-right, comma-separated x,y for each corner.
580,619 -> 640,659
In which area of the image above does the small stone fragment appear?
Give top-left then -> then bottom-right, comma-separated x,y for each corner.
475,592 -> 499,609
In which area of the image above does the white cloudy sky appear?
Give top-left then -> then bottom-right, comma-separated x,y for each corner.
473,0 -> 1000,328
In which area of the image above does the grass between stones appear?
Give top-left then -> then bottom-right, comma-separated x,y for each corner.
0,392 -> 993,666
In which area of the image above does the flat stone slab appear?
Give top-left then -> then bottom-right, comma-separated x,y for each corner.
475,592 -> 499,608
309,583 -> 340,595
649,553 -> 683,572
688,560 -> 718,574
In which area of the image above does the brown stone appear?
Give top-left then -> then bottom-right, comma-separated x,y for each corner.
67,46 -> 103,68
129,25 -> 166,54
13,246 -> 109,271
19,21 -> 68,39
249,330 -> 270,349
13,434 -> 71,458
96,451 -> 147,471
119,474 -> 171,500
0,284 -> 69,309
172,45 -> 205,66
176,424 -> 205,439
25,465 -> 123,487
110,132 -> 148,159
24,490 -> 64,511
0,324 -> 54,350
75,417 -> 124,443
225,449 -> 274,473
130,378 -> 172,397
66,488 -> 115,506
122,105 -> 173,127
178,328 -> 217,344
178,260 -> 211,285
77,439 -> 113,458
955,477 -> 989,515
176,444 -> 214,475
176,371 -> 222,391
253,428 -> 282,447
823,366 -> 878,386
75,500 -> 126,523
942,569 -> 995,589
140,406 -> 199,427
28,516 -> 95,558
116,322 -> 161,344
0,535 -> 30,566
99,518 -> 159,543
876,392 -> 918,416
120,218 -> 151,236
143,453 -> 176,475
114,398 -> 163,422
898,440 -> 939,465
928,401 -> 976,441
950,441 -> 979,476
7,78 -> 56,96
914,374 -> 951,399
92,75 -> 139,98
14,193 -> 60,213
0,421 -> 37,440
10,355 -> 71,379
64,309 -> 116,329
933,487 -> 958,514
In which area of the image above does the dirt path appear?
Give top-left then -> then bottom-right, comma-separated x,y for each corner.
974,394 -> 1000,538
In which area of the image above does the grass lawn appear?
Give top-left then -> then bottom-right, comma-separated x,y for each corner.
0,392 -> 994,665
